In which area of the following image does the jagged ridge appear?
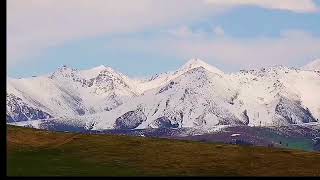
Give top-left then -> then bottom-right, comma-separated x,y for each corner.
6,59 -> 320,132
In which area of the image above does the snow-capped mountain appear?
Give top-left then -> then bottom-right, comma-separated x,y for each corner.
7,65 -> 141,122
6,93 -> 52,123
137,58 -> 224,92
302,59 -> 320,71
6,59 -> 320,132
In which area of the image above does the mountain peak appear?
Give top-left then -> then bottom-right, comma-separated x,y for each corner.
52,64 -> 76,74
93,65 -> 107,70
79,65 -> 117,79
184,58 -> 206,67
180,58 -> 224,74
49,65 -> 78,79
302,59 -> 320,71
59,64 -> 74,70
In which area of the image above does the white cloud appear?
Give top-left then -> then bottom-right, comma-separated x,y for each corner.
167,26 -> 195,38
7,0 -> 225,67
213,26 -> 225,36
205,0 -> 319,13
167,26 -> 207,38
170,31 -> 320,69
7,0 -> 319,68
168,25 -> 225,38
104,28 -> 320,70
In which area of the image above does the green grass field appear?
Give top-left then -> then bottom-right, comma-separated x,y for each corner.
7,125 -> 320,176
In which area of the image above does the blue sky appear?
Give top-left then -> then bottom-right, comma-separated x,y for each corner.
7,0 -> 320,78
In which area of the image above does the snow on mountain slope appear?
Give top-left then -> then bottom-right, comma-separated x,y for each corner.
90,66 -> 246,130
6,59 -> 320,131
7,76 -> 88,118
302,59 -> 320,71
89,65 -> 320,130
84,67 -> 140,112
78,65 -> 108,79
136,58 -> 224,92
6,65 -> 143,122
287,70 -> 320,120
179,58 -> 224,75
231,66 -> 319,126
6,93 -> 52,122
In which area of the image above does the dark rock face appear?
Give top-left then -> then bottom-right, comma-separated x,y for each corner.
93,70 -> 131,93
76,109 -> 86,116
114,108 -> 147,130
314,139 -> 320,151
230,139 -> 253,146
49,66 -> 89,87
242,110 -> 250,125
57,87 -> 87,116
39,120 -> 89,133
6,115 -> 14,122
158,81 -> 177,94
275,97 -> 316,124
6,94 -> 52,123
216,115 -> 245,126
151,116 -> 179,129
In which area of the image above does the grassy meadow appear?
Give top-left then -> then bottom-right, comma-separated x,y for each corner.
7,125 -> 320,176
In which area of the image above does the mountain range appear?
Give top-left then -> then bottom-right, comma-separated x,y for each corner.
7,58 -> 320,133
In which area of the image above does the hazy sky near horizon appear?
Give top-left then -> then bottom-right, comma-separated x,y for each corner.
7,0 -> 320,78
